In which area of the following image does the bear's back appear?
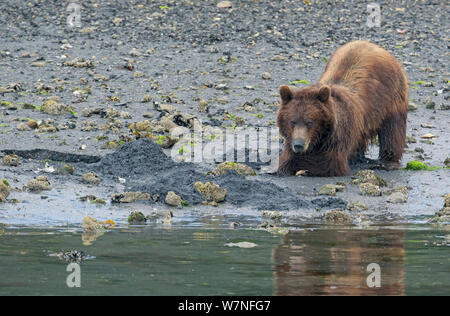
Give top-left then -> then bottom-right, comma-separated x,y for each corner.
319,41 -> 406,92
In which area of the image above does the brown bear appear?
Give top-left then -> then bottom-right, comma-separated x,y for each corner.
277,40 -> 408,177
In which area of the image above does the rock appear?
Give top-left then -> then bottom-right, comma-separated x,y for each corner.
428,207 -> 450,224
141,94 -> 152,103
444,194 -> 450,208
193,181 -> 227,203
261,72 -> 272,80
347,201 -> 368,212
325,209 -> 352,224
359,183 -> 382,196
31,61 -> 46,67
408,102 -> 418,111
406,135 -> 417,143
129,120 -> 152,132
261,210 -> 282,220
41,98 -> 72,115
82,173 -> 101,185
352,169 -> 387,186
16,123 -> 30,131
2,154 -> 19,166
128,211 -> 146,224
57,164 -> 75,175
386,191 -> 407,204
444,158 -> 450,167
165,191 -> 182,207
147,134 -> 177,149
440,103 -> 450,110
198,99 -> 210,113
318,184 -> 345,196
217,1 -> 232,8
27,176 -> 52,191
0,181 -> 10,202
82,216 -> 103,232
215,162 -> 256,176
385,185 -> 409,196
111,192 -> 151,203
79,195 -> 105,204
424,100 -> 435,109
63,57 -> 95,68
129,48 -> 142,57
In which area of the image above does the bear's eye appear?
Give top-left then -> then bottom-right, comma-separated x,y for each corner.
306,122 -> 313,129
290,120 -> 296,127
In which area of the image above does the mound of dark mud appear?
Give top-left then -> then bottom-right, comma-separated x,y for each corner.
214,171 -> 311,210
91,139 -> 324,210
93,138 -> 176,178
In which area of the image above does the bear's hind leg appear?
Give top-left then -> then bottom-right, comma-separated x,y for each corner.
378,113 -> 406,170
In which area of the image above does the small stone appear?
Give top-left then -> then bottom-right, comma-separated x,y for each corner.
261,210 -> 282,220
198,99 -> 210,113
129,48 -> 142,57
193,182 -> 227,203
82,173 -> 101,185
217,1 -> 233,9
261,72 -> 272,80
2,154 -> 19,166
444,158 -> 450,167
318,184 -> 345,196
347,201 -> 368,212
141,94 -> 152,103
318,184 -> 337,196
215,162 -> 256,176
31,61 -> 46,67
444,194 -> 450,208
57,164 -> 75,175
27,176 -> 52,191
408,102 -> 418,111
111,192 -> 151,203
165,191 -> 182,207
325,209 -> 352,224
406,135 -> 417,143
424,100 -> 435,109
386,191 -> 408,203
41,98 -> 72,115
0,181 -> 10,202
82,216 -> 103,232
16,123 -> 30,131
128,211 -> 146,224
385,185 -> 408,195
359,183 -> 382,196
352,170 -> 387,187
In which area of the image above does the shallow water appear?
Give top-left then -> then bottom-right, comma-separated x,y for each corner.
0,223 -> 448,296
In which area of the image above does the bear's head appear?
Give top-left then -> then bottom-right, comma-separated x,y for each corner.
276,84 -> 334,154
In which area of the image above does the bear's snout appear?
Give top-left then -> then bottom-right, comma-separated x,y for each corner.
292,139 -> 305,153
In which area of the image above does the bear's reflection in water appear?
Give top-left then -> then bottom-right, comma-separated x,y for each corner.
272,228 -> 405,295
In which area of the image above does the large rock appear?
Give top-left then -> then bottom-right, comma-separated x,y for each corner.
165,191 -> 182,207
215,162 -> 256,176
193,182 -> 227,203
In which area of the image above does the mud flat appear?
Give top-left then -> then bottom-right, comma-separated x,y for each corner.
0,0 -> 449,228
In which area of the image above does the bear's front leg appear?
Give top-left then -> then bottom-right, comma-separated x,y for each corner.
277,149 -> 298,176
314,152 -> 350,177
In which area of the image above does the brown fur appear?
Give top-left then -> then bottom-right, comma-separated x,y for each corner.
277,41 -> 408,177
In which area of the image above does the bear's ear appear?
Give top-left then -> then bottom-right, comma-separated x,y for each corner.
279,85 -> 293,104
317,85 -> 331,102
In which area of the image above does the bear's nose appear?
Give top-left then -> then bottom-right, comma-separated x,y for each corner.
292,139 -> 305,153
